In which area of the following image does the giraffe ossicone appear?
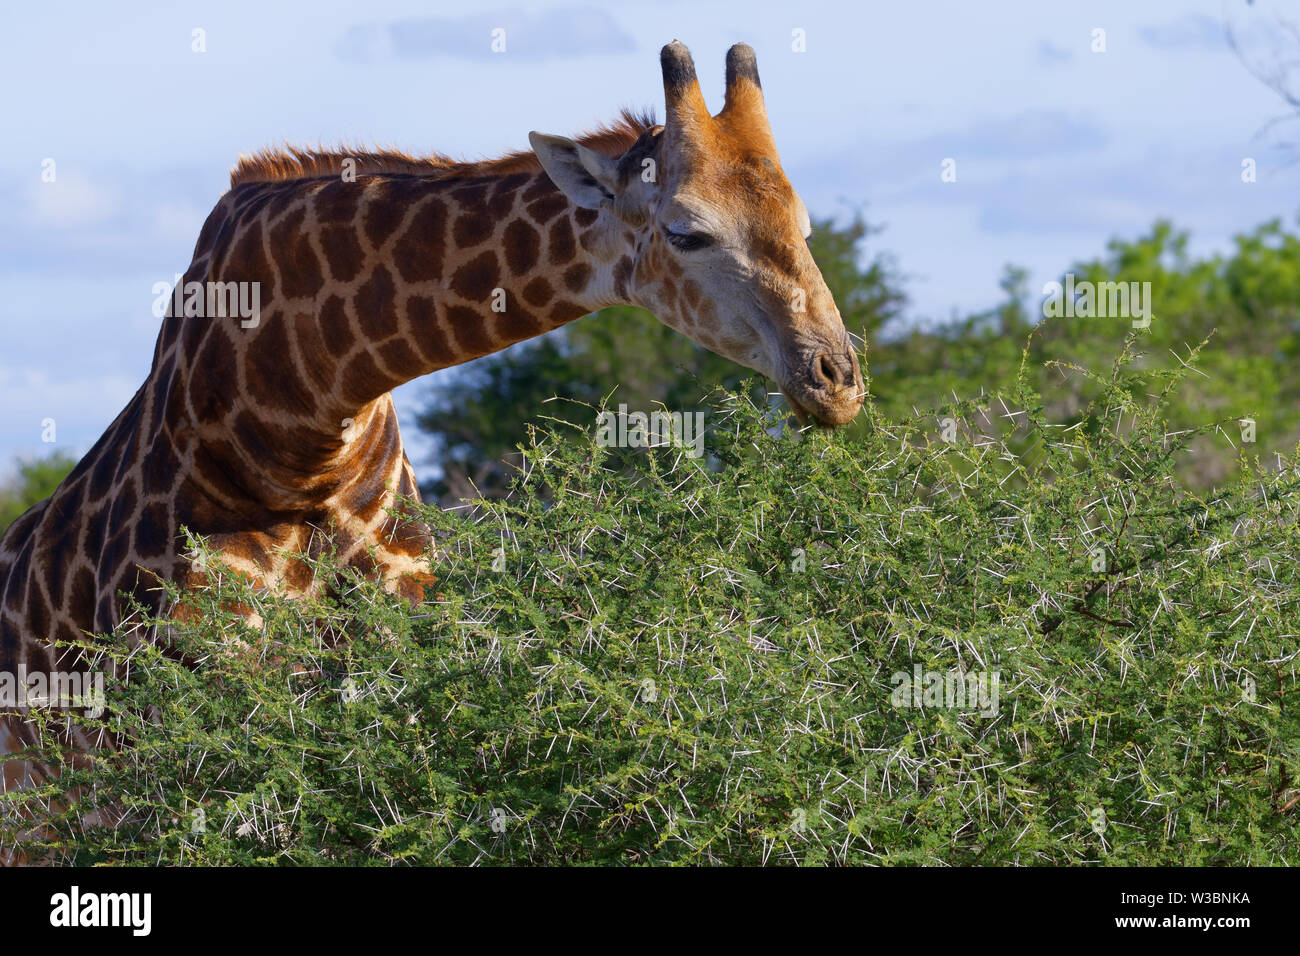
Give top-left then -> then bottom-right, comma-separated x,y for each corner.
0,41 -> 864,852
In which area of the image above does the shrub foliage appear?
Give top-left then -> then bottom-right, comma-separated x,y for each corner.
7,334 -> 1299,865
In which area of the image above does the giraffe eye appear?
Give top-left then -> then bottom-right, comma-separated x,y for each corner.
665,228 -> 713,252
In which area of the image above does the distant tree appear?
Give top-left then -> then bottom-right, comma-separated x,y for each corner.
871,218 -> 1300,487
0,451 -> 78,538
1227,2 -> 1300,155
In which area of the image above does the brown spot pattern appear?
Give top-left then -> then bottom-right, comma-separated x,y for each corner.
392,199 -> 446,283
502,219 -> 540,276
548,217 -> 576,264
450,251 -> 500,303
522,277 -> 554,307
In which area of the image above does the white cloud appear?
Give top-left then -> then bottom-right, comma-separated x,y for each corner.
149,200 -> 210,245
23,172 -> 120,229
339,6 -> 637,62
0,363 -> 138,470
1140,14 -> 1225,51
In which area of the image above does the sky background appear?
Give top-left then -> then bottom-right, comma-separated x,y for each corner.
1,0 -> 1296,479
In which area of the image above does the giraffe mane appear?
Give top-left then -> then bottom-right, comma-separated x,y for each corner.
229,107 -> 658,188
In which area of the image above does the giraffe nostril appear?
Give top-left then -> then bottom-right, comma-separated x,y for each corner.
812,351 -> 850,391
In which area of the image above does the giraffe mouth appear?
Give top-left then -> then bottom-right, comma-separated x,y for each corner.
781,383 -> 864,429
782,390 -> 809,425
781,389 -> 828,428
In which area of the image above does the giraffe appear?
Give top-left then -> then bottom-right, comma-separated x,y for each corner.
0,41 -> 864,856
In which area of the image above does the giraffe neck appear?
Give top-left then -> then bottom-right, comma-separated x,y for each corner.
170,166 -> 635,505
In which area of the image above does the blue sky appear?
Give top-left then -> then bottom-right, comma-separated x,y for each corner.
1,0 -> 1296,478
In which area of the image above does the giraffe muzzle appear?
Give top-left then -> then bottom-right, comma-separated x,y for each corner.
786,348 -> 864,427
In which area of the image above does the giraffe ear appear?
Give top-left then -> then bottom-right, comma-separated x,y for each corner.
528,132 -> 622,210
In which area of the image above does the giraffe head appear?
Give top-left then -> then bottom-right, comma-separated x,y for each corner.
529,41 -> 865,427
